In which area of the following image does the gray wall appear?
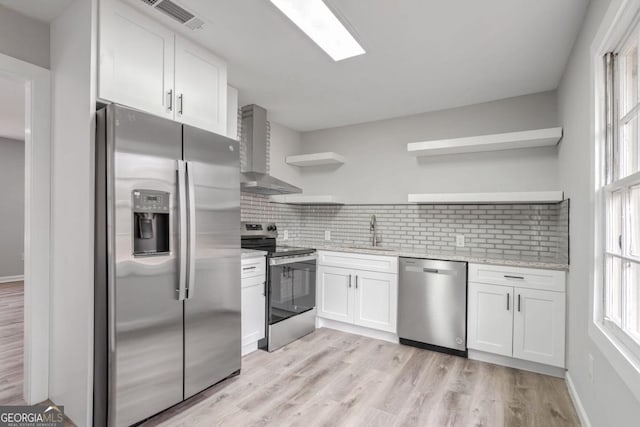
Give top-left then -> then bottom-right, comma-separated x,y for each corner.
0,4 -> 50,69
0,137 -> 24,278
293,91 -> 559,204
558,0 -> 640,425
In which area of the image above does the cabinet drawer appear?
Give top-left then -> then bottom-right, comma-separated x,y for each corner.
318,251 -> 398,274
241,257 -> 266,279
469,263 -> 565,292
241,273 -> 265,289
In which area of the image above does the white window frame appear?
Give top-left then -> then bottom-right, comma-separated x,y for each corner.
591,0 -> 640,404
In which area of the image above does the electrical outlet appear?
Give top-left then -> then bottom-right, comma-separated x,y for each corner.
325,230 -> 331,241
455,234 -> 465,248
283,230 -> 289,240
588,354 -> 594,383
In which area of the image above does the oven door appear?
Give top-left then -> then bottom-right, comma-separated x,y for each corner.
268,255 -> 316,325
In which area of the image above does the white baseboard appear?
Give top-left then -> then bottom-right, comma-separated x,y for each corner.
468,349 -> 566,378
565,372 -> 592,427
0,275 -> 24,284
242,341 -> 258,357
316,317 -> 399,344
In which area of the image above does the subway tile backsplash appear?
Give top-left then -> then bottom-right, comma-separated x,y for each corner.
241,193 -> 570,263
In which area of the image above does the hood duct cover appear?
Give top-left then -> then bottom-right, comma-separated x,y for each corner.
240,104 -> 302,195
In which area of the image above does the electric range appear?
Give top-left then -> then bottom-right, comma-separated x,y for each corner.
241,222 -> 317,351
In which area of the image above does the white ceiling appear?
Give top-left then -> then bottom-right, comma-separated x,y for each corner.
173,0 -> 588,131
0,75 -> 24,141
0,0 -> 590,131
0,0 -> 73,22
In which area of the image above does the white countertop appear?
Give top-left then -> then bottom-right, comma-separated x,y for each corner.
287,242 -> 569,271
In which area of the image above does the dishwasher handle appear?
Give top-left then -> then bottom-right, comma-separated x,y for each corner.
404,265 -> 458,276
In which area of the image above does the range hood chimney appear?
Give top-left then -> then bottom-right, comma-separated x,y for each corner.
240,104 -> 302,195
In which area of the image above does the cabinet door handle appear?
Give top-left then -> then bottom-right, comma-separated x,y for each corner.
348,274 -> 352,288
178,93 -> 184,115
506,293 -> 510,311
517,294 -> 521,312
355,275 -> 358,289
167,89 -> 173,111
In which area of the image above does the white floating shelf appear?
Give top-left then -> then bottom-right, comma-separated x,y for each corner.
407,127 -> 563,157
286,152 -> 345,167
270,195 -> 344,205
408,191 -> 564,204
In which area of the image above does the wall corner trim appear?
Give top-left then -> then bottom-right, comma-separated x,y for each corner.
565,372 -> 592,427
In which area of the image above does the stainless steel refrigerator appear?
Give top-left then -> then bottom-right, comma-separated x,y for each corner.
94,104 -> 241,427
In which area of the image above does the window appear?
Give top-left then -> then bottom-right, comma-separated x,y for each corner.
602,22 -> 640,353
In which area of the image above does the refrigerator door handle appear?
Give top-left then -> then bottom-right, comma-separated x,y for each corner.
186,161 -> 197,299
177,160 -> 188,300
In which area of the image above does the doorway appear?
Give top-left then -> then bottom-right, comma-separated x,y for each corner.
0,52 -> 51,405
0,73 -> 26,404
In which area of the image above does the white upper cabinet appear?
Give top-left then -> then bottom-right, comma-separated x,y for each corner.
174,35 -> 227,135
512,288 -> 565,367
99,0 -> 174,118
226,86 -> 239,140
99,0 -> 228,135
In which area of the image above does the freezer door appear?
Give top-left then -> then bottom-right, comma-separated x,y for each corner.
109,105 -> 184,426
183,125 -> 241,398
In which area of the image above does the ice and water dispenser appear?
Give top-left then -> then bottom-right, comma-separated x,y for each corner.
132,190 -> 170,256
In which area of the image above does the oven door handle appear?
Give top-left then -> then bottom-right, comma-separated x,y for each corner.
269,254 -> 317,266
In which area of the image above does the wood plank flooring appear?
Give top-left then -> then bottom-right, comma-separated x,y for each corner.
143,328 -> 580,427
1,281 -> 578,427
0,281 -> 25,406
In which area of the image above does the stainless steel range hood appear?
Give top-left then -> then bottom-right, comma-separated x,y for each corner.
240,104 -> 302,195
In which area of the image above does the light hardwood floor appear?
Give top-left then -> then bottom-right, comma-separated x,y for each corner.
143,328 -> 580,427
0,281 -> 25,406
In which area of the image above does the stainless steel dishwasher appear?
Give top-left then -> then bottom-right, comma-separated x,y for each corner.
398,257 -> 468,357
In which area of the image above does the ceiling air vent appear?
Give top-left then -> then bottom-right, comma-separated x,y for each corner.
155,0 -> 194,23
138,0 -> 204,30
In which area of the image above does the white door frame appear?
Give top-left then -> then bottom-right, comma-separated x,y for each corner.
0,52 -> 51,404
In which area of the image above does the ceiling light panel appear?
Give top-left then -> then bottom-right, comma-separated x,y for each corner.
269,0 -> 365,61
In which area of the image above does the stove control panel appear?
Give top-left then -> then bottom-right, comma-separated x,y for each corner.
241,222 -> 278,238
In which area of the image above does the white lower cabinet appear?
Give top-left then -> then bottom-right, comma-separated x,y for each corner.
317,266 -> 353,323
468,282 -> 514,357
317,252 -> 398,334
512,288 -> 565,367
241,257 -> 266,356
467,263 -> 566,368
353,270 -> 397,333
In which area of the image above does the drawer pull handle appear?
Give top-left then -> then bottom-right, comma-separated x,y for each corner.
243,266 -> 257,271
504,275 -> 524,280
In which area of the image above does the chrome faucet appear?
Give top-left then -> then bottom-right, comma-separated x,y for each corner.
369,214 -> 377,247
